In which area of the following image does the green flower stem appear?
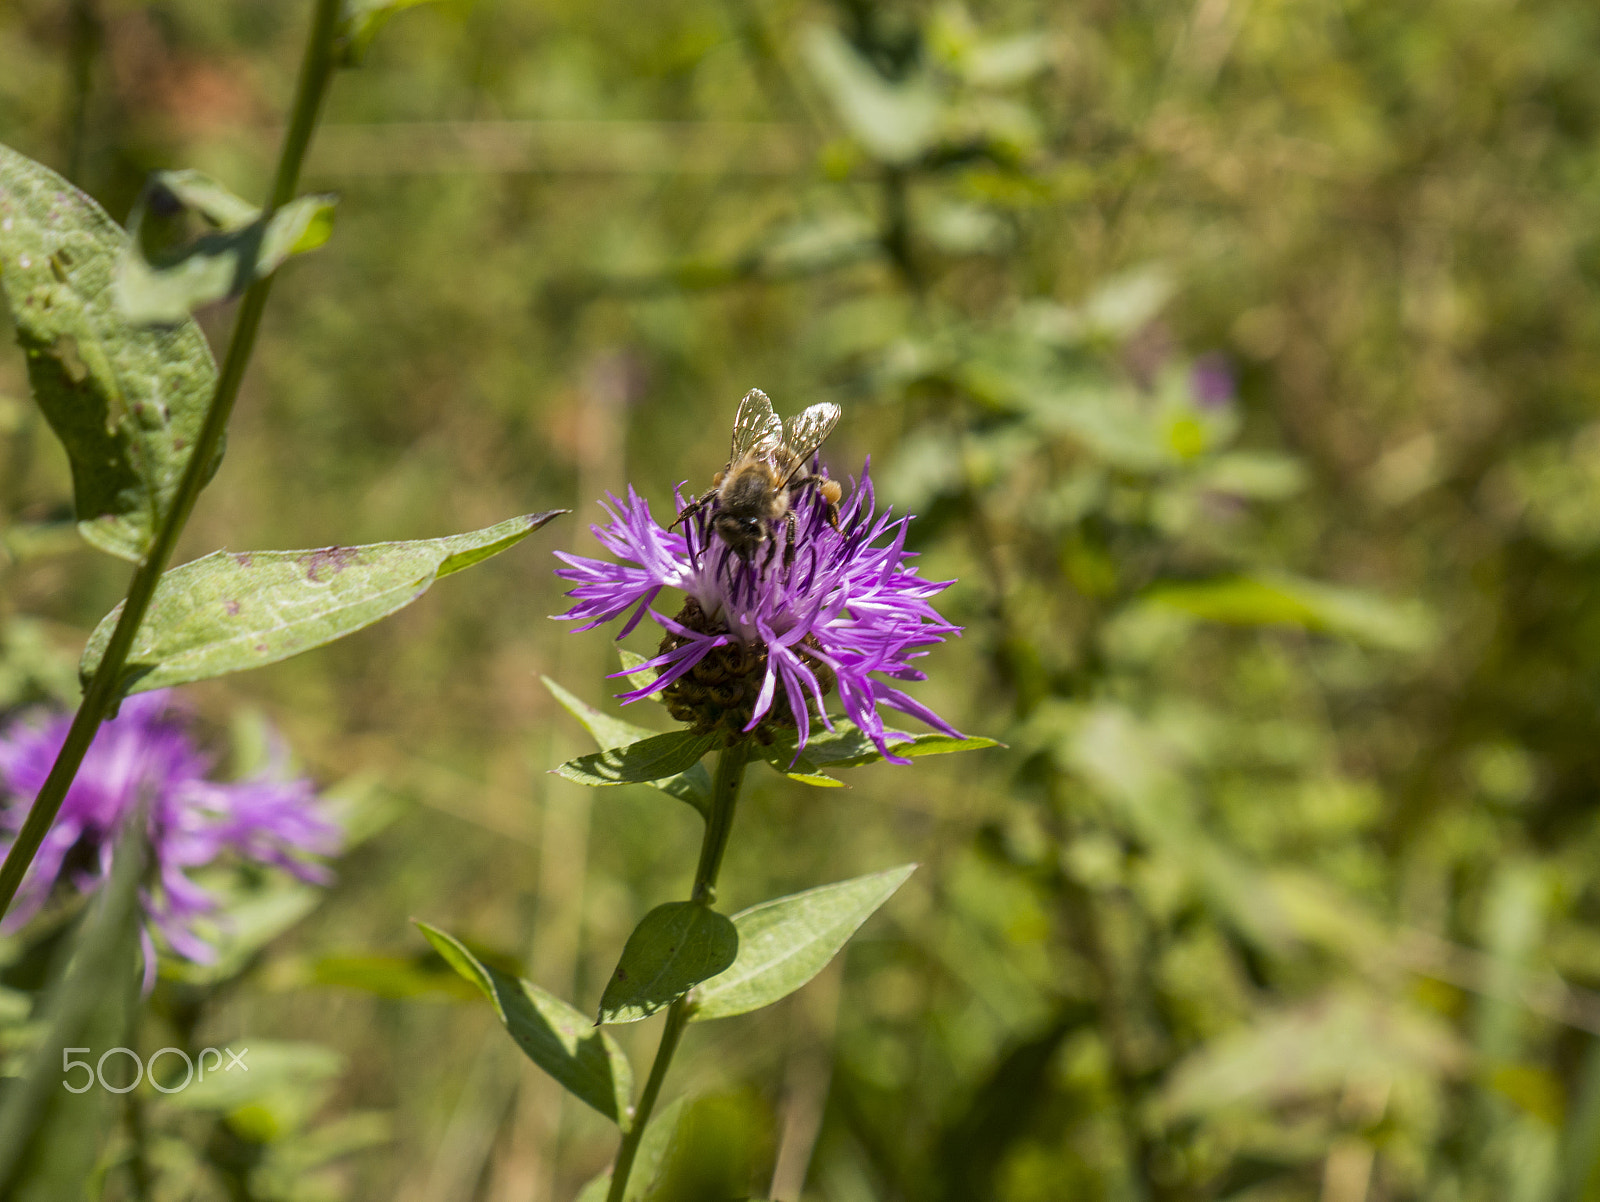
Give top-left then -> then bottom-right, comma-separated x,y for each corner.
606,743 -> 748,1202
692,744 -> 747,906
0,0 -> 343,926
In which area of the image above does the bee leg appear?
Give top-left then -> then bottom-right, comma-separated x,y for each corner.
820,478 -> 843,530
763,532 -> 780,574
783,510 -> 799,570
669,492 -> 709,531
790,474 -> 843,530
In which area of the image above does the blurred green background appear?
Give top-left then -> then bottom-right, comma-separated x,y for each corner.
6,0 -> 1600,1198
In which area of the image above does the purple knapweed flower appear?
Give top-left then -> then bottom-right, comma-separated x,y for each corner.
554,463 -> 961,762
0,691 -> 339,988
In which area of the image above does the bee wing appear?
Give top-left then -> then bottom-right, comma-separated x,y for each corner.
783,402 -> 842,470
729,388 -> 785,461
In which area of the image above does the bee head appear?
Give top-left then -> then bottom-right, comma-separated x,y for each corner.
713,513 -> 766,559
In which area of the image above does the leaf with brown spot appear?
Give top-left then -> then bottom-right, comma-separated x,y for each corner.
0,142 -> 218,561
80,512 -> 565,696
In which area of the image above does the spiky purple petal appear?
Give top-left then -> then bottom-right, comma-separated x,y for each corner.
555,462 -> 960,759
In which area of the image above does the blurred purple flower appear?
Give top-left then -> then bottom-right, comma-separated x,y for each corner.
555,464 -> 960,762
0,691 -> 339,986
1191,352 -> 1236,409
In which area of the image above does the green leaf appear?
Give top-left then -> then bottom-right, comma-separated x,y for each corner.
574,1097 -> 690,1202
599,903 -> 739,1024
773,767 -> 847,788
0,815 -> 144,1193
756,742 -> 845,787
416,922 -> 634,1127
692,864 -> 916,1022
336,0 -> 442,66
555,731 -> 718,791
0,142 -> 218,561
114,170 -> 337,325
543,676 -> 713,816
765,723 -> 1001,770
80,511 -> 563,696
545,674 -> 658,750
887,733 -> 1004,759
618,647 -> 660,695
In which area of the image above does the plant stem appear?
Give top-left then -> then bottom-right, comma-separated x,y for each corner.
0,0 -> 343,926
605,744 -> 748,1202
62,0 -> 102,185
692,744 -> 747,906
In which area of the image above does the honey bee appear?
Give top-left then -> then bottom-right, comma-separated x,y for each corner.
677,389 -> 843,567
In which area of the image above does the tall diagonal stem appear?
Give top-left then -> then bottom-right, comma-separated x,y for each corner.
0,0 -> 343,924
606,744 -> 747,1202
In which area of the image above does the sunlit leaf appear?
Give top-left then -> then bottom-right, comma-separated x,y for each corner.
755,742 -> 842,787
618,647 -> 661,695
599,902 -> 738,1024
542,676 -> 712,816
555,731 -> 718,791
114,169 -> 337,324
765,722 -> 1000,771
0,142 -> 218,561
416,922 -> 634,1127
692,864 -> 916,1022
80,511 -> 563,696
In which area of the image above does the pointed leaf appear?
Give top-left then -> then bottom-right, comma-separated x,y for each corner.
773,767 -> 846,788
542,677 -> 712,816
756,743 -> 844,787
80,512 -> 563,696
692,864 -> 916,1022
555,731 -> 717,790
416,922 -> 634,1127
767,723 -> 1000,770
0,142 -> 218,561
0,814 -> 144,1190
599,903 -> 739,1024
114,170 -> 336,324
888,733 -> 1003,760
618,647 -> 660,695
545,674 -> 658,750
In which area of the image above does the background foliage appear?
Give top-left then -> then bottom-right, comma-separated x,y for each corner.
4,0 -> 1600,1198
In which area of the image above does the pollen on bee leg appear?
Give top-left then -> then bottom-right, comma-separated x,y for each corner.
820,478 -> 843,528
